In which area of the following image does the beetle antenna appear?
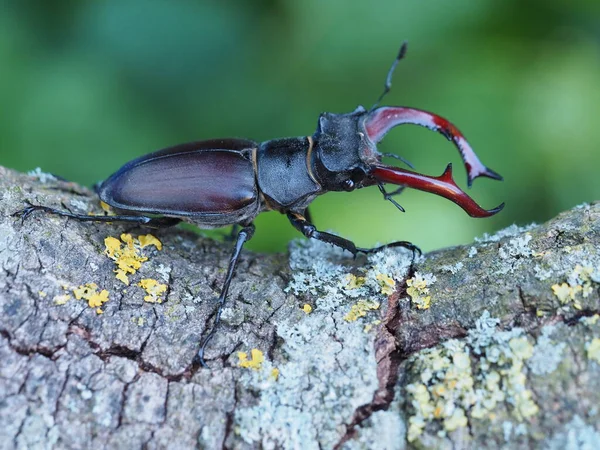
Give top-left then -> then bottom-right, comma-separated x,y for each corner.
381,152 -> 414,169
371,41 -> 408,111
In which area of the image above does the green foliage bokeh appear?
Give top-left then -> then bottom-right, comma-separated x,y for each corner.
2,0 -> 599,252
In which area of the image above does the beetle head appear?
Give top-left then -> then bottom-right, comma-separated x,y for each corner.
312,106 -> 380,192
312,104 -> 504,218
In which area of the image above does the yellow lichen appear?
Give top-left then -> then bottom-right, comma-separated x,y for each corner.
72,283 -> 109,312
587,338 -> 600,363
302,304 -> 313,314
115,270 -> 129,285
138,278 -> 168,303
38,291 -> 47,298
406,329 -> 538,443
238,348 -> 264,370
376,273 -> 396,295
581,314 -> 600,326
444,408 -> 468,432
406,274 -> 433,310
99,201 -> 115,214
53,294 -> 71,305
364,319 -> 381,333
138,234 -> 163,250
551,265 -> 595,310
104,233 -> 162,285
344,300 -> 380,322
270,368 -> 280,381
345,274 -> 366,290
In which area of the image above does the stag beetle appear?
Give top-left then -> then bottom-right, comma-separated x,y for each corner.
16,43 -> 503,367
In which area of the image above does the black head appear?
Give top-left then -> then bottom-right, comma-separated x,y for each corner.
311,106 -> 381,192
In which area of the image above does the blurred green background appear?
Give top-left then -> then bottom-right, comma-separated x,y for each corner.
2,0 -> 599,253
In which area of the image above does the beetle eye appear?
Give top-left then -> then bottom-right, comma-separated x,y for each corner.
343,179 -> 355,191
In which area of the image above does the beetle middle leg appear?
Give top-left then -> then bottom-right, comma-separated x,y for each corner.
196,223 -> 255,368
287,213 -> 420,258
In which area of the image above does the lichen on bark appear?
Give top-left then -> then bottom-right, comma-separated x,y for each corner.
1,166 -> 599,449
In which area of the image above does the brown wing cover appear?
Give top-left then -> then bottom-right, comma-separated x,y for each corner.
99,148 -> 257,216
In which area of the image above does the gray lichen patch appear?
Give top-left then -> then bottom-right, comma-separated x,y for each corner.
543,415 -> 600,450
403,311 -> 539,444
233,238 -> 415,449
527,324 -> 566,375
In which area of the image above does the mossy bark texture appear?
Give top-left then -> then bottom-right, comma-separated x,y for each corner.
1,166 -> 599,449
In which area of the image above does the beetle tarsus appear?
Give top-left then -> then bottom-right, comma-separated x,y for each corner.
377,183 -> 406,212
357,240 -> 422,260
196,224 -> 255,368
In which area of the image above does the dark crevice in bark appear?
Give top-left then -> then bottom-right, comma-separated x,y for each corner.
334,264 -> 418,448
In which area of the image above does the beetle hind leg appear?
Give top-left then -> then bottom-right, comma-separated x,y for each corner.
196,223 -> 255,368
14,203 -> 182,228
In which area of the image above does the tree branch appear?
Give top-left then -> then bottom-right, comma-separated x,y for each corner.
1,166 -> 599,449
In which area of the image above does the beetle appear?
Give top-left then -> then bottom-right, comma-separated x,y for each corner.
16,43 -> 503,367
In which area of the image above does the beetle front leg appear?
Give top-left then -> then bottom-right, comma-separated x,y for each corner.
14,203 -> 182,228
196,223 -> 255,368
287,213 -> 420,258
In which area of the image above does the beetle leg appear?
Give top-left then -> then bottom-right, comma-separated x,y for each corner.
13,203 -> 181,228
288,213 -> 420,258
377,183 -> 406,212
196,223 -> 255,368
288,212 -> 361,254
304,207 -> 314,225
224,224 -> 240,242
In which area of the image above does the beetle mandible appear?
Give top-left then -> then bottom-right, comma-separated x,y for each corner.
16,43 -> 503,367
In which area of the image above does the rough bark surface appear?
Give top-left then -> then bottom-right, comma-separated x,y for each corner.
1,166 -> 599,449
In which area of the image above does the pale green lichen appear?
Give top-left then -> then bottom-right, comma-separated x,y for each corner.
580,314 -> 600,326
406,272 -> 436,310
405,311 -> 539,443
375,273 -> 395,295
27,167 -> 57,183
586,338 -> 600,364
551,264 -> 597,310
343,300 -> 380,323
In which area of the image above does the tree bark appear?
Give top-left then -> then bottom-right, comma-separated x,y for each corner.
1,166 -> 599,449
